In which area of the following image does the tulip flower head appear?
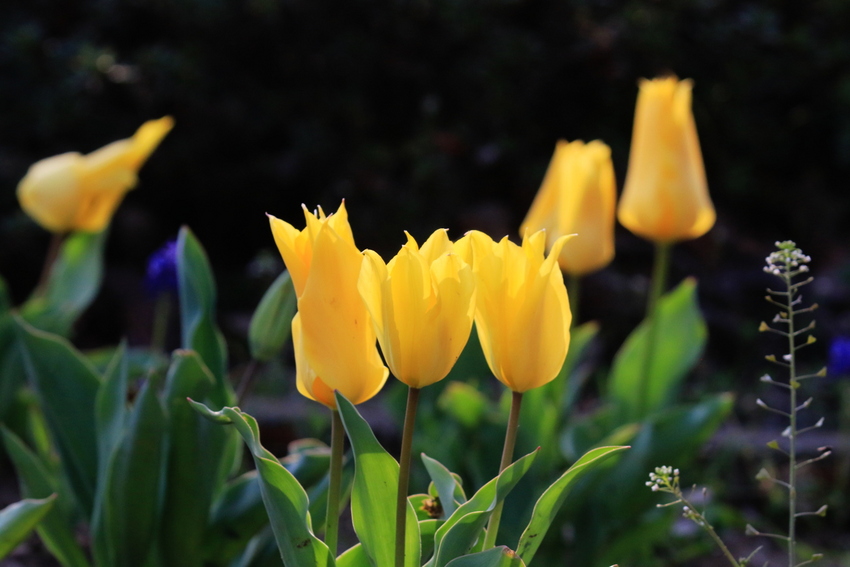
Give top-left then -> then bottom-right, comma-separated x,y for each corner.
618,77 -> 715,243
455,229 -> 572,393
17,117 -> 174,233
268,202 -> 388,407
358,229 -> 475,389
521,139 -> 617,276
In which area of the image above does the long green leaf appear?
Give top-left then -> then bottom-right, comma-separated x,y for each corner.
336,543 -> 370,567
1,428 -> 90,567
608,278 -> 707,420
444,547 -> 526,567
14,316 -> 100,517
177,227 -> 232,406
335,391 -> 420,567
90,343 -> 129,567
516,445 -> 629,564
160,350 -> 229,567
249,270 -> 297,362
101,380 -> 166,567
0,495 -> 57,559
191,401 -> 334,567
432,450 -> 537,567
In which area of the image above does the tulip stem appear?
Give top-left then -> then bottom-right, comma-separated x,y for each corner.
567,274 -> 581,326
483,391 -> 523,549
637,242 -> 671,419
150,292 -> 172,355
34,232 -> 66,297
395,386 -> 421,567
326,408 -> 345,557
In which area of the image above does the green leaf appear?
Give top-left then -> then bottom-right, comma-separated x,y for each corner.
249,270 -> 297,362
159,351 -> 231,567
203,471 -> 268,564
421,454 -> 466,519
418,518 -> 442,562
336,543 -> 370,567
21,231 -> 107,336
516,445 -> 630,564
432,450 -> 538,567
90,343 -> 129,567
1,427 -> 90,567
191,401 -> 334,567
177,227 -> 232,406
14,316 -> 100,517
0,495 -> 57,559
0,313 -> 25,419
444,546 -> 527,567
307,455 -> 354,534
437,382 -> 489,429
609,278 -> 707,419
335,391 -> 420,567
96,380 -> 166,567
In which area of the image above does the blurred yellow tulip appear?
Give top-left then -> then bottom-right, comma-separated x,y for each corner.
618,77 -> 715,243
358,229 -> 475,389
17,117 -> 174,233
520,139 -> 617,276
455,229 -> 572,393
268,202 -> 388,407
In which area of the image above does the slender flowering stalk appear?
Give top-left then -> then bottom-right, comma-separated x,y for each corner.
751,241 -> 829,567
647,467 -> 751,567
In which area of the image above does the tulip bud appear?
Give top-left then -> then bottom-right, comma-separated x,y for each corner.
457,229 -> 572,393
521,139 -> 616,275
617,77 -> 715,243
17,117 -> 174,233
268,202 -> 388,407
358,229 -> 476,389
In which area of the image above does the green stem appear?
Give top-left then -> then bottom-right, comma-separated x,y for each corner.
679,493 -> 741,567
326,409 -> 345,557
150,292 -> 172,355
483,391 -> 523,549
567,273 -> 581,326
636,242 -> 671,419
34,232 -> 66,297
785,273 -> 797,567
395,387 -> 421,567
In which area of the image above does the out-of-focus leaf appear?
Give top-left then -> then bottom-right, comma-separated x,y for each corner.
307,455 -> 354,535
14,316 -> 100,517
1,428 -> 90,567
431,450 -> 538,567
444,546 -> 526,567
177,227 -> 232,406
249,270 -> 297,362
160,350 -> 229,567
437,382 -> 488,429
90,343 -> 129,567
516,445 -> 629,564
0,494 -> 57,559
609,278 -> 706,420
336,391 -> 420,567
96,380 -> 166,567
190,401 -> 334,567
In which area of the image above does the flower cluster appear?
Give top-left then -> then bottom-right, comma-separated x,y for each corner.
763,240 -> 812,276
646,465 -> 680,493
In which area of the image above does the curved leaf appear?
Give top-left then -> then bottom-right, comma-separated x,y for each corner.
0,495 -> 57,559
335,391 -> 420,567
249,270 -> 297,362
516,445 -> 629,564
191,401 -> 334,567
444,546 -> 526,567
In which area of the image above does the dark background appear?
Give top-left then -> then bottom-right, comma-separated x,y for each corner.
2,0 -> 850,389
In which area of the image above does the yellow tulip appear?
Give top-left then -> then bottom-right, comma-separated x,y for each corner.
358,229 -> 475,389
618,77 -> 715,243
17,117 -> 174,233
520,139 -> 617,276
455,229 -> 572,393
268,202 -> 388,408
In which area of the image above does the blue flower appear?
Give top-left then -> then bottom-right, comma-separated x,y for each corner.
827,336 -> 850,377
146,239 -> 178,296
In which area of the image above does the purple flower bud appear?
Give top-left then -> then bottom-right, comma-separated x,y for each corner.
145,239 -> 179,297
828,336 -> 850,377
